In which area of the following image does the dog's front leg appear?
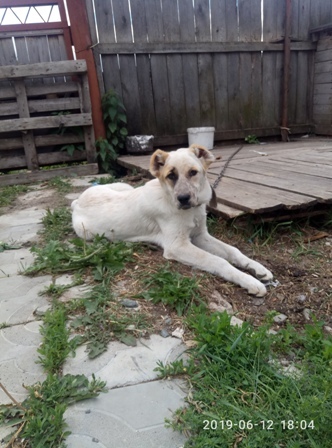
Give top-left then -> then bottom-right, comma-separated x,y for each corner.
164,241 -> 268,296
192,232 -> 273,281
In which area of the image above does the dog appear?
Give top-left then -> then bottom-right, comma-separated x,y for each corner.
71,145 -> 273,296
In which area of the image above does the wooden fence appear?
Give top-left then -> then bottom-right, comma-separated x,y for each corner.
88,0 -> 332,146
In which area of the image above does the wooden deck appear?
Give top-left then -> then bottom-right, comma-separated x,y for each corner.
118,139 -> 332,220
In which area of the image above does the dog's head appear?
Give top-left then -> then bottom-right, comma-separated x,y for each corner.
150,144 -> 216,210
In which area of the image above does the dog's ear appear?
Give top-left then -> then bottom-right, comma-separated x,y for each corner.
150,149 -> 169,178
209,186 -> 218,208
189,144 -> 215,169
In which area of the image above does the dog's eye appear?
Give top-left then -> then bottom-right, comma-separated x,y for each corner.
189,169 -> 198,177
167,172 -> 176,181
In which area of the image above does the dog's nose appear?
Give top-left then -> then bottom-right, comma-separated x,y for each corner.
177,194 -> 191,206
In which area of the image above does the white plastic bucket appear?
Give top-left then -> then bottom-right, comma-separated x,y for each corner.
187,127 -> 215,150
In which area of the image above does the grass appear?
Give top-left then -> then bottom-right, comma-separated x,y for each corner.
41,207 -> 73,242
139,265 -> 203,316
0,185 -> 29,208
47,176 -> 72,194
158,309 -> 332,447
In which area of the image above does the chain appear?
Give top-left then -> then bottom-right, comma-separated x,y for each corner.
212,145 -> 243,189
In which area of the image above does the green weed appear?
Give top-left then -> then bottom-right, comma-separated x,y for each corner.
140,265 -> 203,316
167,309 -> 332,447
0,185 -> 29,208
47,176 -> 71,194
25,235 -> 134,277
41,207 -> 73,242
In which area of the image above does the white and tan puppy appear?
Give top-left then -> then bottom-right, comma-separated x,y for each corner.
72,145 -> 273,296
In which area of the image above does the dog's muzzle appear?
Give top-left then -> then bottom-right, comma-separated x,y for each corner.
177,194 -> 192,209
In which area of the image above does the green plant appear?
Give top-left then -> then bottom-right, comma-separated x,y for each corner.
140,265 -> 203,315
97,89 -> 128,172
47,176 -> 72,194
41,207 -> 73,242
167,308 -> 332,447
0,185 -> 29,208
244,134 -> 260,144
154,359 -> 194,378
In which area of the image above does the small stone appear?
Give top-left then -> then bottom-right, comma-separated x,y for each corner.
297,294 -> 307,303
34,305 -> 50,317
172,327 -> 184,339
92,438 -> 99,443
252,298 -> 265,306
324,326 -> 332,335
85,409 -> 91,414
230,316 -> 243,327
126,324 -> 135,331
160,329 -> 170,338
120,299 -> 138,308
273,313 -> 287,324
303,308 -> 311,321
164,317 -> 172,325
267,329 -> 278,335
209,290 -> 233,314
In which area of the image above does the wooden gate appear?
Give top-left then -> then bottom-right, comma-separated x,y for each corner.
89,0 -> 332,146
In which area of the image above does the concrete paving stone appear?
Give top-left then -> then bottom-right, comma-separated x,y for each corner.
0,207 -> 45,244
17,189 -> 54,205
0,275 -> 51,325
65,192 -> 81,202
63,335 -> 187,389
68,174 -> 111,188
64,380 -> 187,448
0,247 -> 35,277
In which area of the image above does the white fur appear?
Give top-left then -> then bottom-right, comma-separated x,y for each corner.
72,146 -> 273,296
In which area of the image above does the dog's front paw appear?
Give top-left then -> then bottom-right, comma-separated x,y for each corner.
245,277 -> 267,297
248,261 -> 273,282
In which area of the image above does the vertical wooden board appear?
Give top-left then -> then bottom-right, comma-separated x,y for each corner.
262,53 -> 277,127
144,0 -> 171,136
309,0 -> 321,29
0,38 -> 17,65
291,0 -> 300,40
194,0 -> 215,127
251,52 -> 263,128
238,0 -> 261,42
213,53 -> 229,129
297,0 -> 311,40
198,54 -> 215,126
48,35 -> 68,83
275,51 -> 284,124
320,1 -> 332,24
239,53 -> 252,128
307,50 -> 315,124
25,36 -> 50,63
94,0 -> 115,43
13,37 -> 29,64
225,0 -> 238,41
162,0 -> 187,134
263,0 -> 285,41
227,53 -> 241,129
288,52 -> 298,124
296,52 -> 309,124
112,0 -> 142,134
179,0 -> 200,129
101,55 -> 123,100
210,0 -> 227,42
130,0 -> 157,134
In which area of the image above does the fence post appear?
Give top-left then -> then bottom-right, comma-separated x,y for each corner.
66,0 -> 106,140
281,0 -> 292,142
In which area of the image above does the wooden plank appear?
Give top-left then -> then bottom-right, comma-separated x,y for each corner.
0,164 -> 99,187
96,41 -> 316,54
212,164 -> 332,201
0,82 -> 79,100
130,0 -> 157,135
314,83 -> 332,95
315,49 -> 332,63
314,71 -> 332,84
316,37 -> 332,51
0,134 -> 85,151
315,60 -> 332,74
0,98 -> 81,116
0,150 -> 88,170
296,52 -> 309,124
0,113 -> 92,133
238,0 -> 261,42
80,73 -> 96,163
210,175 -> 318,213
13,79 -> 39,171
314,93 -> 332,105
316,124 -> 332,135
162,0 -> 187,134
144,0 -> 171,135
112,0 -> 142,135
179,0 -> 200,128
0,60 -> 87,80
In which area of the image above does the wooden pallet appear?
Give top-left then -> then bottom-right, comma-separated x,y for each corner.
0,60 -> 98,186
117,139 -> 332,220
